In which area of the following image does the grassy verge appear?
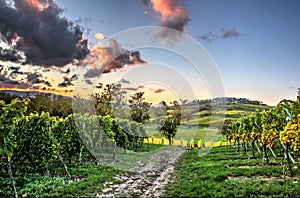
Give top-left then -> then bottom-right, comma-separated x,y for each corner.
163,146 -> 300,197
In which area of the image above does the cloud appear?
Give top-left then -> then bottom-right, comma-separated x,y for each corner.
153,88 -> 165,93
61,68 -> 71,74
197,28 -> 246,43
220,28 -> 245,39
58,81 -> 71,88
0,0 -> 89,66
95,82 -> 103,89
143,0 -> 191,43
58,74 -> 77,87
94,32 -> 104,40
288,86 -> 296,90
83,39 -> 146,78
44,81 -> 51,87
85,79 -> 93,85
0,48 -> 24,62
118,78 -> 130,84
83,69 -> 102,78
145,0 -> 191,32
0,74 -> 34,90
69,74 -> 78,81
197,32 -> 218,43
8,66 -> 27,78
27,72 -> 42,84
0,75 -> 20,85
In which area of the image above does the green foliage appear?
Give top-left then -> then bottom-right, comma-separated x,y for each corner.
26,93 -> 72,117
129,92 -> 151,124
93,83 -> 127,117
0,98 -> 29,162
160,100 -> 181,145
52,115 -> 82,163
12,112 -> 58,171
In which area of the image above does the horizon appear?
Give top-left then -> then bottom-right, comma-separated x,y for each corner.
0,88 -> 272,107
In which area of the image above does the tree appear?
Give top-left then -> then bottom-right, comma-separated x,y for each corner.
26,93 -> 72,117
93,83 -> 127,118
160,100 -> 181,145
128,92 -> 151,124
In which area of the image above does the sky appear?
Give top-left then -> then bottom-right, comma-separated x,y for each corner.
0,0 -> 299,105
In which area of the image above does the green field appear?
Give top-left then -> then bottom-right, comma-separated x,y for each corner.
146,102 -> 272,142
164,146 -> 300,197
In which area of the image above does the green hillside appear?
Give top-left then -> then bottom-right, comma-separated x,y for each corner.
146,101 -> 273,141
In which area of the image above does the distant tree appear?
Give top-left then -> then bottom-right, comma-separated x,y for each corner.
150,101 -> 167,125
160,100 -> 181,145
50,95 -> 72,117
0,92 -> 19,104
93,83 -> 127,117
26,93 -> 72,117
26,93 -> 52,114
129,92 -> 151,124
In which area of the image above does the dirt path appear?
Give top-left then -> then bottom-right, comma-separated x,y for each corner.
97,147 -> 186,197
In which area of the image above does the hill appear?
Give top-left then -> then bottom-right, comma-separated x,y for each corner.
0,90 -> 69,99
147,99 -> 272,141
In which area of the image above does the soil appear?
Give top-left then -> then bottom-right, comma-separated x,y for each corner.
96,147 -> 186,197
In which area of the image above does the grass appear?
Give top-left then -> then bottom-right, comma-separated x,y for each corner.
163,146 -> 300,197
0,144 -> 165,197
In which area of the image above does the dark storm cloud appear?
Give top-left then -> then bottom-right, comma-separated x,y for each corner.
0,0 -> 89,66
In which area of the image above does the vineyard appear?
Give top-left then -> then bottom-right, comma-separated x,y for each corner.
221,98 -> 300,177
1,95 -> 300,197
0,98 -> 154,197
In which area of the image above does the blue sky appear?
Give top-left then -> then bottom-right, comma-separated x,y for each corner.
0,0 -> 299,105
54,0 -> 300,105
